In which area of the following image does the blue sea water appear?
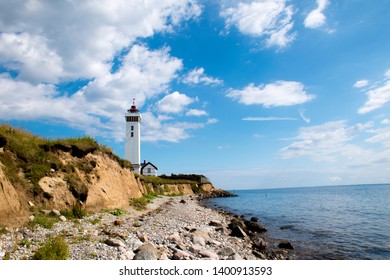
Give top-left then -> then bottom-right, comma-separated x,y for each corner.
206,184 -> 390,259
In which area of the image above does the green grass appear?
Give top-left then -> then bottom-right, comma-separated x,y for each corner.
28,213 -> 58,229
129,194 -> 159,211
61,204 -> 87,219
0,226 -> 9,235
32,236 -> 69,260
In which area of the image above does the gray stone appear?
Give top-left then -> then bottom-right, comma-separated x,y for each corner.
59,215 -> 67,222
127,238 -> 143,251
228,253 -> 243,260
218,246 -> 235,257
209,220 -> 223,227
168,233 -> 182,243
133,250 -> 157,260
28,215 -> 35,221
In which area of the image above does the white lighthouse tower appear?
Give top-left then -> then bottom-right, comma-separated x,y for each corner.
125,100 -> 141,173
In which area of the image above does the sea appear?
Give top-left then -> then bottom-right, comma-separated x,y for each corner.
205,184 -> 390,260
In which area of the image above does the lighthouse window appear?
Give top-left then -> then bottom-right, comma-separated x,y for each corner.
131,126 -> 134,131
131,132 -> 134,137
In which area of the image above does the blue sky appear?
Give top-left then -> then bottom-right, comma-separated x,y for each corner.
1,0 -> 390,189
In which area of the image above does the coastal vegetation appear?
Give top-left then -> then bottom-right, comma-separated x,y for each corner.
32,235 -> 69,260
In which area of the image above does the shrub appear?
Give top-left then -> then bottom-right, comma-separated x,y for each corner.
61,204 -> 86,219
28,213 -> 57,229
32,236 -> 69,260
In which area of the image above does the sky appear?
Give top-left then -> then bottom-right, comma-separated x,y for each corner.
1,0 -> 390,190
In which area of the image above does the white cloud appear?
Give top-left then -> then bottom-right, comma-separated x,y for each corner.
242,117 -> 297,121
220,0 -> 296,49
182,67 -> 223,85
0,45 -> 184,141
280,120 -> 373,162
358,81 -> 390,114
157,91 -> 195,114
353,80 -> 369,88
385,69 -> 390,78
329,176 -> 343,183
0,0 -> 201,83
186,109 -> 208,117
227,80 -> 315,107
381,119 -> 390,125
304,0 -> 330,29
141,111 -> 215,143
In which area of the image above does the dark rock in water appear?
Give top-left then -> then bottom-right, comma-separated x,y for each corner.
280,225 -> 295,230
278,241 -> 294,250
230,226 -> 247,238
228,218 -> 247,231
244,220 -> 267,233
250,217 -> 259,222
253,239 -> 267,251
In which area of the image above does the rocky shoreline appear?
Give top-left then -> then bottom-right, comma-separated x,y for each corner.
0,195 -> 295,260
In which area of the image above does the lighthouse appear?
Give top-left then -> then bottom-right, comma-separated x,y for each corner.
125,100 -> 141,173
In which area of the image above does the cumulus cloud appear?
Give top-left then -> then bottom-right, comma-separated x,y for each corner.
353,80 -> 369,88
227,80 -> 315,107
182,67 -> 223,85
0,0 -> 201,83
304,0 -> 329,29
220,0 -> 296,49
280,120 -> 373,161
157,91 -> 195,114
0,0 -> 208,142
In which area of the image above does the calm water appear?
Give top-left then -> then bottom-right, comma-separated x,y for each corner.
206,184 -> 390,259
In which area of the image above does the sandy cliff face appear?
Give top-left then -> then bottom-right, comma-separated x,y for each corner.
0,163 -> 29,225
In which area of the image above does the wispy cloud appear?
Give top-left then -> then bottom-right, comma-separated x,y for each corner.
220,0 -> 296,49
358,69 -> 390,114
227,80 -> 315,107
243,117 -> 298,121
299,109 -> 311,123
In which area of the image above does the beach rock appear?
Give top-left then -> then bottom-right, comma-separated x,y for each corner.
192,236 -> 206,246
28,201 -> 35,207
137,233 -> 148,243
253,239 -> 267,251
120,251 -> 135,260
189,244 -> 203,254
28,215 -> 35,221
180,199 -> 186,204
228,218 -> 246,231
250,217 -> 259,222
105,238 -> 126,248
127,238 -> 143,251
218,246 -> 235,258
244,220 -> 267,233
230,226 -> 247,238
133,250 -> 157,260
278,241 -> 294,250
59,215 -> 67,222
168,233 -> 182,244
199,249 -> 218,260
192,228 -> 210,240
114,220 -> 123,226
209,220 -> 223,227
228,253 -> 243,260
173,249 -> 192,260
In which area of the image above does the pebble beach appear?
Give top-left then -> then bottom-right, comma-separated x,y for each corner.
0,195 -> 294,260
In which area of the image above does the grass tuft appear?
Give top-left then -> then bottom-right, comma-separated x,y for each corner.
32,236 -> 69,260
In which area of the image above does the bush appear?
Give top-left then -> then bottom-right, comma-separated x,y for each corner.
61,204 -> 86,219
28,213 -> 57,229
32,236 -> 69,260
129,194 -> 158,211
